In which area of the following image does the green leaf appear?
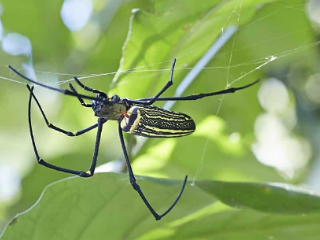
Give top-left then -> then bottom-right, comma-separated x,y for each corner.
145,210 -> 320,240
2,173 -> 320,239
0,173 -> 215,239
112,0 -> 276,99
196,180 -> 320,214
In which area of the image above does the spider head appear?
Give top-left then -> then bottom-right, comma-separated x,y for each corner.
92,93 -> 125,120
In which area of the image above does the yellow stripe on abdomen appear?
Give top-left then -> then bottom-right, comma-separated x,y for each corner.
120,105 -> 195,138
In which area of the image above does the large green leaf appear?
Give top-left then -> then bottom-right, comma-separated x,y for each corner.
1,173 -> 214,239
2,173 -> 320,239
197,180 -> 320,214
146,210 -> 320,240
112,0 -> 276,99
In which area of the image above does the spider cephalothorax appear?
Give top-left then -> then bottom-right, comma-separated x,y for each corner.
92,93 -> 126,120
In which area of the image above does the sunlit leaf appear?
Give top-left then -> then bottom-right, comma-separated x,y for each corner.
2,173 -> 320,239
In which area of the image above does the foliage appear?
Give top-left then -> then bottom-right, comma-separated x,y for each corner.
3,174 -> 320,239
1,0 -> 319,239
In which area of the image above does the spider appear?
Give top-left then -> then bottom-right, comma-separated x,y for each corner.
9,59 -> 258,220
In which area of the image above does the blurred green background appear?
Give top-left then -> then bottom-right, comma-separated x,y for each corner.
1,0 -> 320,239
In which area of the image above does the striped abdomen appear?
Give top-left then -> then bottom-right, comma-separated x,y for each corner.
120,105 -> 195,138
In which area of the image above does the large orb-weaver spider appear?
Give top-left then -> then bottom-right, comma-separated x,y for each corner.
9,59 -> 258,220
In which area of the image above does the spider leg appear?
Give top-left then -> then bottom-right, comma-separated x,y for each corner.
136,79 -> 260,102
26,84 -> 101,136
28,86 -> 105,177
124,58 -> 177,105
73,77 -> 104,94
9,66 -> 107,103
69,83 -> 92,108
118,123 -> 187,221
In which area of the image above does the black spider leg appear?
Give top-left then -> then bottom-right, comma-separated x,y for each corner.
73,77 -> 105,94
137,79 -> 260,102
124,58 -> 177,106
68,76 -> 105,107
9,66 -> 108,103
118,123 -> 187,221
27,85 -> 106,177
26,84 -> 102,136
69,83 -> 92,108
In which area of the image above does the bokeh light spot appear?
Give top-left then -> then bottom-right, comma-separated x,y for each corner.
2,33 -> 32,56
60,0 -> 93,32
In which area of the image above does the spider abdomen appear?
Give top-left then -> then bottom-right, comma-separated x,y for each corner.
120,105 -> 195,138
